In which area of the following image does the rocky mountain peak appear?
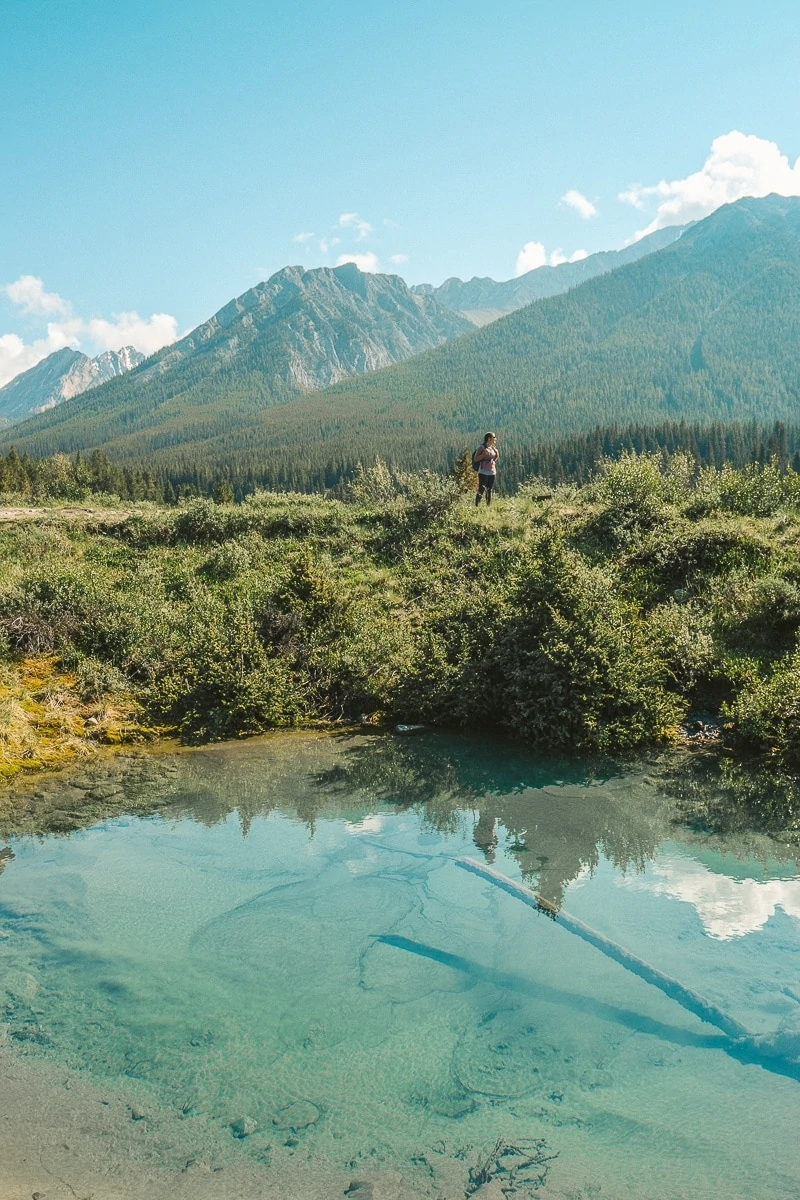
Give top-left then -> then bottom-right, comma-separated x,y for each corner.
0,344 -> 146,424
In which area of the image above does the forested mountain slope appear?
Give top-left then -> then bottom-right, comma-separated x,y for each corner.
1,263 -> 470,455
195,193 -> 798,489
5,195 -> 800,494
413,225 -> 684,324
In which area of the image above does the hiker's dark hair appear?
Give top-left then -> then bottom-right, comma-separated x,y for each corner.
484,432 -> 496,442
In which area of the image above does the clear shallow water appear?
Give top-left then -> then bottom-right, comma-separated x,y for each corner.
1,733 -> 799,1199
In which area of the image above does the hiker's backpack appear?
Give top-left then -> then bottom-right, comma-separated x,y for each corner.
471,446 -> 483,471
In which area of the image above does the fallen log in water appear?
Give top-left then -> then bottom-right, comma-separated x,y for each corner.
455,856 -> 750,1041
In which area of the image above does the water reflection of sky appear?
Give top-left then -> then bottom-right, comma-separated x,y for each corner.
2,733 -> 800,1200
621,849 -> 800,940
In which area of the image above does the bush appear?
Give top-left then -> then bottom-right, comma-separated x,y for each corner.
492,540 -> 684,749
644,601 -> 715,693
394,589 -> 498,727
0,566 -> 103,653
399,537 -> 684,750
401,471 -> 463,526
200,537 -> 258,581
712,574 -> 800,658
624,522 -> 775,604
149,595 -> 306,741
74,656 -> 131,702
716,461 -> 795,517
724,651 -> 800,764
172,498 -> 239,543
688,460 -> 800,518
347,459 -> 407,506
585,452 -> 681,549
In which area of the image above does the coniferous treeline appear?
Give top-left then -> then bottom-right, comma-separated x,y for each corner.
506,419 -> 800,487
0,448 -> 167,503
3,420 -> 800,502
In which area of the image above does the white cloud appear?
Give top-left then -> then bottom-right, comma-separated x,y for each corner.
620,130 -> 800,240
515,241 -> 548,274
0,274 -> 180,388
84,312 -> 179,356
338,212 -> 374,241
515,242 -> 588,276
292,231 -> 315,243
336,252 -> 380,273
389,253 -> 409,265
620,851 -> 800,941
562,189 -> 597,219
0,323 -> 80,388
4,274 -> 71,317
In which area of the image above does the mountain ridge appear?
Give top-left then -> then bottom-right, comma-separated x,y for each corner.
412,225 -> 685,324
0,345 -> 145,425
4,195 -> 800,494
0,263 -> 471,450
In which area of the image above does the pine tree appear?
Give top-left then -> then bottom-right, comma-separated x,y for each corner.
450,448 -> 476,493
212,478 -> 235,504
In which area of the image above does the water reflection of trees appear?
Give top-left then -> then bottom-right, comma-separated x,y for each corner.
163,731 -> 673,906
160,736 -> 800,893
4,734 -> 798,900
657,752 -> 800,850
314,733 -> 673,906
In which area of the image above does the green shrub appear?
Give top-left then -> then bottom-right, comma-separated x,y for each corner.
712,574 -> 800,658
689,460 -> 800,519
0,566 -> 104,653
644,601 -> 715,693
73,656 -> 131,702
724,650 -> 800,763
624,522 -> 775,604
172,498 -> 239,543
716,461 -> 793,517
401,471 -> 463,526
200,536 -> 258,581
393,589 -> 498,727
149,596 -> 306,741
347,460 -> 462,526
585,452 -> 681,549
347,459 -> 407,506
493,540 -> 684,749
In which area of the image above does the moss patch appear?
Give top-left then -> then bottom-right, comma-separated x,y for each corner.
0,654 -> 158,781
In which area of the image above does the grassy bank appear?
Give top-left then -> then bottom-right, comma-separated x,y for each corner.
2,454 -> 800,787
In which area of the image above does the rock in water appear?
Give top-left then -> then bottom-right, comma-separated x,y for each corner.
230,1115 -> 258,1138
4,970 -> 40,1002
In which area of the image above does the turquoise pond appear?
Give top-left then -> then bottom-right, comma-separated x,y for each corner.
1,732 -> 799,1198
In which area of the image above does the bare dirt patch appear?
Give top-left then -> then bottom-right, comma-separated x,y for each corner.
0,506 -> 130,523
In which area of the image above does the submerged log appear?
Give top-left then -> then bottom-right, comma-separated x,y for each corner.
455,856 -> 750,1041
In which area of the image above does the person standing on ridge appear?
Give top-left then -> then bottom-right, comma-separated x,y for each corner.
474,432 -> 499,506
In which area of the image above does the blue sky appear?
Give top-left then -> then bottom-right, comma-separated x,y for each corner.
2,0 -> 800,383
